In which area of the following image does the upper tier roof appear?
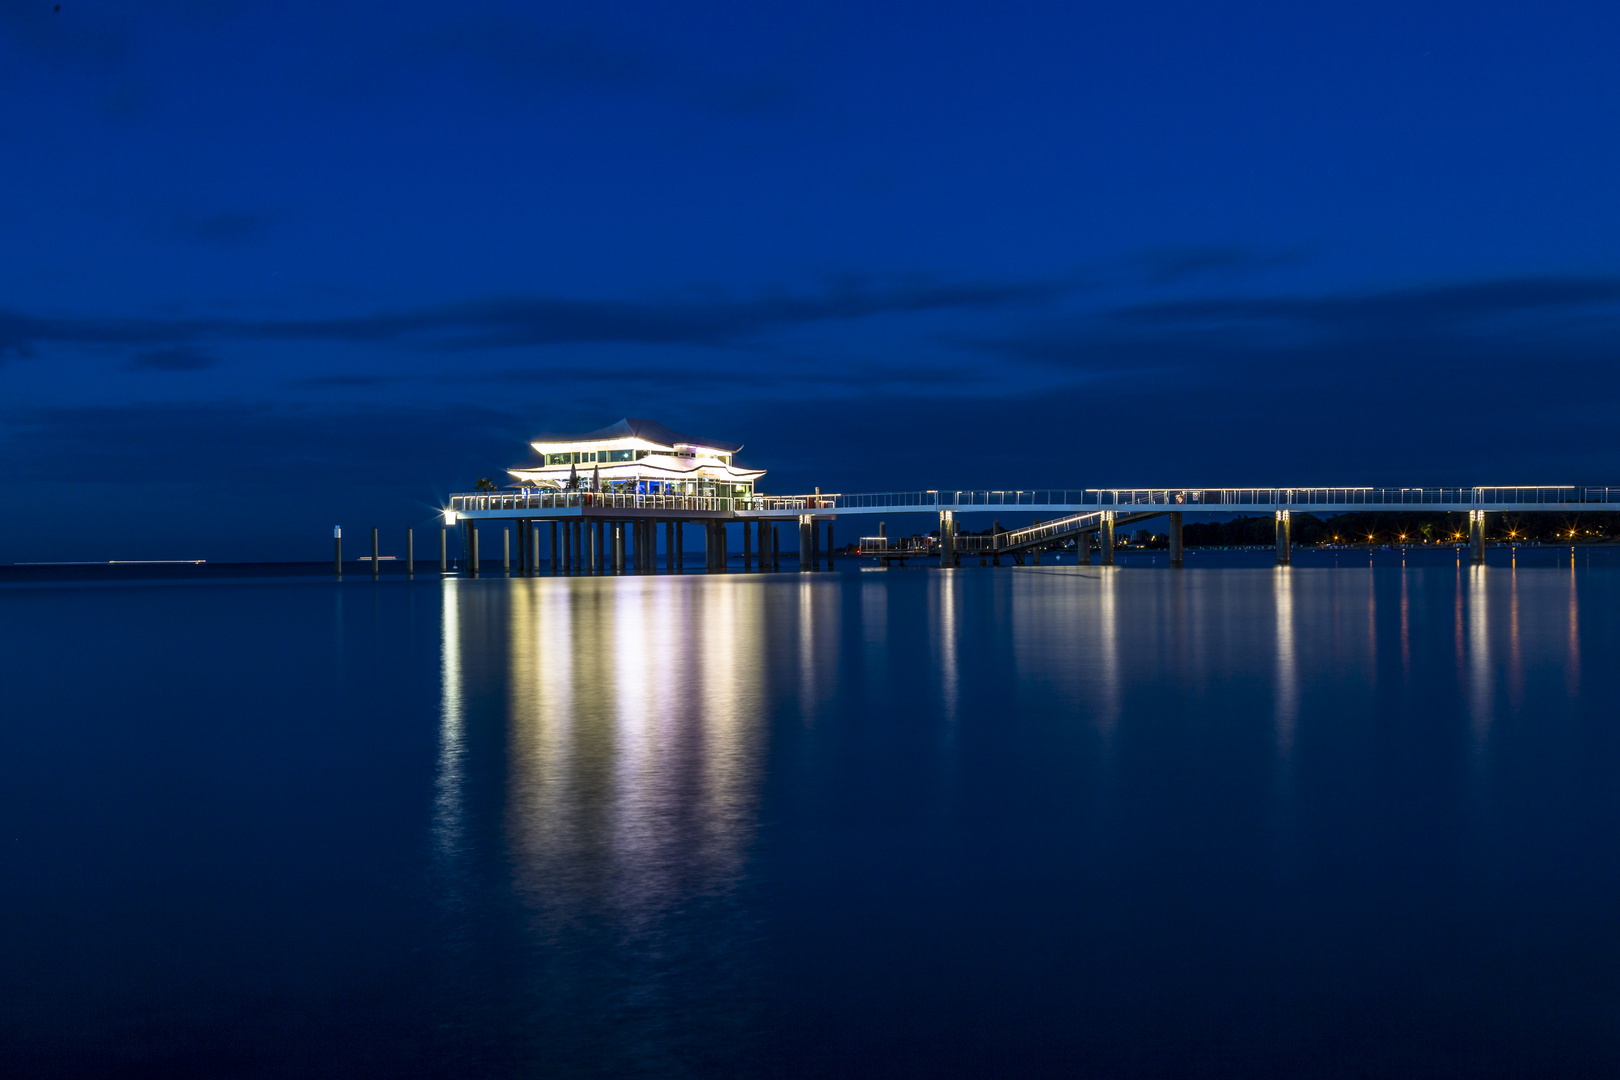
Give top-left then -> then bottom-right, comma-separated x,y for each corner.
530,418 -> 742,454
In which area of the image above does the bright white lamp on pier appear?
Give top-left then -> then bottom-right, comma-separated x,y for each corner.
443,509 -> 457,526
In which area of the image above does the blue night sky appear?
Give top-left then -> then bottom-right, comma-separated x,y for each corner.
4,2 -> 1619,560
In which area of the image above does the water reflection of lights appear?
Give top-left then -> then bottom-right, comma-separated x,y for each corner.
934,571 -> 959,722
437,575 -> 766,927
1274,568 -> 1297,758
1567,559 -> 1581,698
1507,564 -> 1523,712
1468,565 -> 1491,743
1399,567 -> 1411,680
797,578 -> 840,725
861,579 -> 888,689
1097,568 -> 1121,737
434,578 -> 466,863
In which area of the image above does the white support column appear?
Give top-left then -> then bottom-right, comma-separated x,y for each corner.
1101,511 -> 1115,566
1275,509 -> 1291,565
1470,509 -> 1485,564
939,510 -> 954,568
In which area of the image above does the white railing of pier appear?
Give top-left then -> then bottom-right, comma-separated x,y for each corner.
753,487 -> 1620,513
452,486 -> 1620,518
451,492 -> 733,514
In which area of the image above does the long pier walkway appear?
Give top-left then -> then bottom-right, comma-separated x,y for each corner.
442,486 -> 1620,572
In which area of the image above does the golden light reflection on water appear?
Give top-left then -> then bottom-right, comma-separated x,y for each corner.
430,561 -> 1594,907
1274,568 -> 1297,758
1097,568 -> 1121,737
997,560 -> 1587,769
1567,560 -> 1581,698
434,577 -> 466,862
440,575 -> 767,925
934,571 -> 960,722
1468,565 -> 1492,743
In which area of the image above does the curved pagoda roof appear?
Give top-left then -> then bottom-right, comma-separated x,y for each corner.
530,418 -> 742,454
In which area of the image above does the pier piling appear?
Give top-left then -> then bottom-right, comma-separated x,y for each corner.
372,527 -> 379,576
440,528 -> 448,572
1101,512 -> 1115,566
470,527 -> 480,574
1169,512 -> 1182,566
1275,510 -> 1291,565
334,526 -> 342,575
408,528 -> 414,574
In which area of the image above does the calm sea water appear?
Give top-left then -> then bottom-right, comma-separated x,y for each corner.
4,549 -> 1619,1078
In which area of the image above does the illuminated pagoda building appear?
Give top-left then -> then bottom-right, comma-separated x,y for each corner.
507,418 -> 764,500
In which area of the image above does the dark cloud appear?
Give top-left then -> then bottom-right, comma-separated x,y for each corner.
1121,245 -> 1314,285
170,210 -> 280,246
125,346 -> 216,371
453,362 -> 981,391
1104,275 -> 1620,332
980,275 -> 1620,377
420,15 -> 661,93
287,374 -> 406,389
1,399 -> 527,490
0,275 -> 1060,359
405,14 -> 801,118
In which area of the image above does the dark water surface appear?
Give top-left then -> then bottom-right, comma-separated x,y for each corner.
5,550 -> 1620,1077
